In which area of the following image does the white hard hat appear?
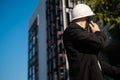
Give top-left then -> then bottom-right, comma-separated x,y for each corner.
71,4 -> 95,21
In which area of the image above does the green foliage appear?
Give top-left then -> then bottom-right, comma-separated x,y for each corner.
85,0 -> 120,39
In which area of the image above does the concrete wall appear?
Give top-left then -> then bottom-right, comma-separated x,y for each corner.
29,0 -> 47,80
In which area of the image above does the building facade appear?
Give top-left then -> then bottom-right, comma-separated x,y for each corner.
28,0 -> 84,80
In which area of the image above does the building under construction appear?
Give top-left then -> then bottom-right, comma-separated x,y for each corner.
28,0 -> 86,80
28,0 -> 120,80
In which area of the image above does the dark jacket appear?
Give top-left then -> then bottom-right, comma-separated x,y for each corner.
63,23 -> 120,80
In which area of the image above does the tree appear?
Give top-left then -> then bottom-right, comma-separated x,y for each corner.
85,0 -> 120,40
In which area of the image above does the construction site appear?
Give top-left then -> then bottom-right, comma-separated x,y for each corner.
28,0 -> 120,80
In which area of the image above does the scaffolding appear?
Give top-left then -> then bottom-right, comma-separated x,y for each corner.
46,0 -> 84,80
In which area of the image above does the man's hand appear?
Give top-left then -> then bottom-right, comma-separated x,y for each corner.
89,21 -> 100,33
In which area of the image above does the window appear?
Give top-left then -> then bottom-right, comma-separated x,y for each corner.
28,17 -> 39,80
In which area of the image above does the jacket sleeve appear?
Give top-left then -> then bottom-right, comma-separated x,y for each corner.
68,27 -> 106,50
100,60 -> 120,79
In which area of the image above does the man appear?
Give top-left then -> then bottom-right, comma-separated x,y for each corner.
63,4 -> 120,80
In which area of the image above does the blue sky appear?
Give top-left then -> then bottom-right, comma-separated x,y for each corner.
0,0 -> 40,80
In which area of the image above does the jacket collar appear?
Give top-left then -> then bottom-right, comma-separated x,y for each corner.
69,22 -> 85,30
